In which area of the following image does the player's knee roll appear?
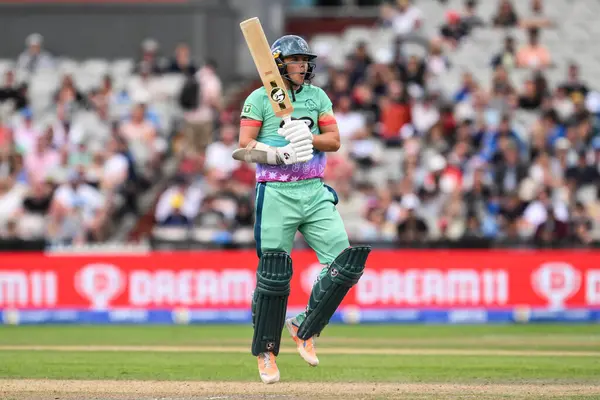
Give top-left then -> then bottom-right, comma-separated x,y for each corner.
297,246 -> 371,340
251,252 -> 293,356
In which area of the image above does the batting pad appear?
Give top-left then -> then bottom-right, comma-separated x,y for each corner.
251,252 -> 293,356
297,246 -> 371,340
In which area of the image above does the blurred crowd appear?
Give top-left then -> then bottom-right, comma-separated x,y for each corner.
154,0 -> 600,248
4,0 -> 599,249
0,34 -> 224,246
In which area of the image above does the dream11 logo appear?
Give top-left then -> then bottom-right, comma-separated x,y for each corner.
532,262 -> 582,310
75,264 -> 125,310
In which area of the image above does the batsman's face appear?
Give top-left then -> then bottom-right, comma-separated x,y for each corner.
284,55 -> 309,85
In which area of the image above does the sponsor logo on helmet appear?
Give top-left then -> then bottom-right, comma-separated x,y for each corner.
270,87 -> 286,103
298,40 -> 309,52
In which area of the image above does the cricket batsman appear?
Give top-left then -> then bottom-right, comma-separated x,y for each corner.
232,34 -> 371,384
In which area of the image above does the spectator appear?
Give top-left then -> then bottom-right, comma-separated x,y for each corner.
24,134 -> 60,184
16,33 -> 54,73
48,169 -> 108,244
119,102 -> 160,169
396,193 -> 428,242
167,43 -> 198,75
378,81 -> 411,145
348,42 -> 373,88
128,62 -> 168,105
516,27 -> 552,69
13,109 -> 41,154
134,38 -> 165,75
461,0 -> 485,32
390,0 -> 423,38
397,54 -> 426,89
54,74 -> 87,109
155,175 -> 203,226
491,36 -> 517,70
180,60 -> 223,154
335,95 -> 367,147
520,0 -> 554,29
440,11 -> 469,48
560,62 -> 589,96
518,78 -> 543,110
492,0 -> 519,28
205,124 -> 240,176
426,38 -> 451,76
454,71 -> 478,103
0,71 -> 27,111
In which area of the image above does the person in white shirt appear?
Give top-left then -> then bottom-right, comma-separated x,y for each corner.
49,169 -> 108,243
205,124 -> 240,176
16,33 -> 54,73
391,0 -> 423,37
411,93 -> 440,135
333,95 -> 366,149
101,138 -> 129,192
155,175 -> 203,224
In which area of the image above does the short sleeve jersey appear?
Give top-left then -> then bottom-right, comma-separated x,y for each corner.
240,84 -> 336,183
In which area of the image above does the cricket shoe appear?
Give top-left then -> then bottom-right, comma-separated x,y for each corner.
257,352 -> 280,384
285,317 -> 319,367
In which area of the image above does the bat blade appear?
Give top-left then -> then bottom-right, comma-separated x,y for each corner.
240,17 -> 293,120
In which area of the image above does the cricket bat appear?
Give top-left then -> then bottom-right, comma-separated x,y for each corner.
240,17 -> 293,124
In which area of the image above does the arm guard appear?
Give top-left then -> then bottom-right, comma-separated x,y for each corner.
232,140 -> 283,165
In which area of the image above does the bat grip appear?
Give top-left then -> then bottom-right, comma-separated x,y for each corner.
283,115 -> 292,125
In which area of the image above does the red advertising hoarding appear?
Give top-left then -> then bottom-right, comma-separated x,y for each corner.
0,250 -> 599,310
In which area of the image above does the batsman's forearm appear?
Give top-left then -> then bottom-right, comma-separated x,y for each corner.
312,132 -> 340,152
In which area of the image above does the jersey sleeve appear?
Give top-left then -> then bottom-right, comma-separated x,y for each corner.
316,87 -> 337,127
240,89 -> 264,127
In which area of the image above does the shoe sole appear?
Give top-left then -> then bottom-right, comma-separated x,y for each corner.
259,370 -> 280,384
285,319 -> 319,367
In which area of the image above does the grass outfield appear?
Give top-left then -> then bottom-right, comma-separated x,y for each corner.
0,324 -> 599,399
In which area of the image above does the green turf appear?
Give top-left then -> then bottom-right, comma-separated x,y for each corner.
1,324 -> 599,354
1,324 -> 599,345
1,324 -> 599,399
0,350 -> 599,383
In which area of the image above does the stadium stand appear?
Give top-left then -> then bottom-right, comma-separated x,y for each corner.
149,0 -> 600,249
1,0 -> 600,251
0,33 -> 222,248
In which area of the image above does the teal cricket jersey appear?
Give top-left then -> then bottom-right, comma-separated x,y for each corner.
240,84 -> 336,183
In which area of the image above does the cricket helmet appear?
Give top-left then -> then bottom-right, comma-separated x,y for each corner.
270,35 -> 317,83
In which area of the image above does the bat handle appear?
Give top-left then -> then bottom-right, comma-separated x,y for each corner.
283,115 -> 292,125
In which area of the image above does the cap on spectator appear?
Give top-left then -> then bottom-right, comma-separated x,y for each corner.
446,10 -> 461,23
26,33 -> 43,47
171,193 -> 184,209
142,38 -> 158,52
401,193 -> 420,210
